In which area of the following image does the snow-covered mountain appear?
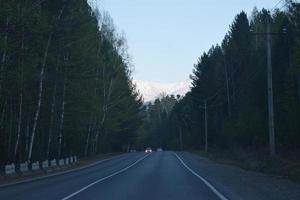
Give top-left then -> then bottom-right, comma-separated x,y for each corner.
133,79 -> 192,102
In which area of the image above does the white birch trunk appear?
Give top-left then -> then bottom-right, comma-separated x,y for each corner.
25,119 -> 30,160
14,26 -> 25,160
14,91 -> 23,160
0,16 -> 9,96
90,67 -> 100,154
46,82 -> 57,159
97,78 -> 114,153
7,102 -> 13,161
58,82 -> 66,158
27,6 -> 65,163
298,75 -> 300,103
1,16 -> 9,65
27,34 -> 52,162
100,78 -> 113,125
0,101 -> 6,129
84,124 -> 92,156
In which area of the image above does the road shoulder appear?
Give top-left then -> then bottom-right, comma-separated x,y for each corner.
178,151 -> 300,200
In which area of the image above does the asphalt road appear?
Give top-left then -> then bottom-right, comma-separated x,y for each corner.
1,151 -> 300,200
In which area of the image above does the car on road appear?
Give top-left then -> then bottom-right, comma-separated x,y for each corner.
156,148 -> 163,152
145,147 -> 152,153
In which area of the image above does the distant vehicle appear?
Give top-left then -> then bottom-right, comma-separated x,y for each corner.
145,147 -> 152,153
129,149 -> 136,153
156,148 -> 163,152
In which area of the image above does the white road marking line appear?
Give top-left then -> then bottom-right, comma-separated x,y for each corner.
61,153 -> 152,200
0,154 -> 124,188
174,152 -> 229,200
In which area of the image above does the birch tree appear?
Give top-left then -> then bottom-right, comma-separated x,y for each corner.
27,5 -> 66,163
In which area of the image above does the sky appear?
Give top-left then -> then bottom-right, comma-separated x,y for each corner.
94,0 -> 285,82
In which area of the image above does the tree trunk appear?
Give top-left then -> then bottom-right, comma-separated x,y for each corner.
25,119 -> 30,161
225,62 -> 231,118
204,101 -> 208,153
46,82 -> 57,160
91,67 -> 100,154
101,78 -> 113,126
28,33 -> 52,163
0,101 -> 7,129
298,75 -> 300,103
231,73 -> 236,107
0,17 -> 9,129
58,82 -> 66,158
95,78 -> 113,154
7,100 -> 14,163
0,16 -> 9,97
84,124 -> 92,156
179,126 -> 183,150
14,91 -> 23,161
94,130 -> 100,154
14,25 -> 25,161
27,6 -> 65,163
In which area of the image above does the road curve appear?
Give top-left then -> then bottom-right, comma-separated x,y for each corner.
0,152 -> 224,200
2,151 -> 299,200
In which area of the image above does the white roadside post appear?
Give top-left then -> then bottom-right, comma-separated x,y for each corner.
5,163 -> 16,175
50,159 -> 57,167
20,162 -> 29,173
65,157 -> 69,166
31,161 -> 40,171
59,159 -> 64,166
70,156 -> 74,164
42,160 -> 49,169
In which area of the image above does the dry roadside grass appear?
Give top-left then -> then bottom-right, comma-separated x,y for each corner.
191,150 -> 300,183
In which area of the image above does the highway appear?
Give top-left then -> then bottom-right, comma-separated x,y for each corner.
0,151 -> 300,200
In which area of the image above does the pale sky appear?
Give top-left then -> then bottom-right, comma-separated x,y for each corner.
95,0 -> 285,82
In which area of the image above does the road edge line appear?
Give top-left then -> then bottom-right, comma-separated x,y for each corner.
174,152 -> 229,200
61,153 -> 152,200
0,154 -> 125,188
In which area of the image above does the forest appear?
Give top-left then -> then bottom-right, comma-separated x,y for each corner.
0,0 -> 143,168
141,1 -> 300,158
1,0 -> 300,173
